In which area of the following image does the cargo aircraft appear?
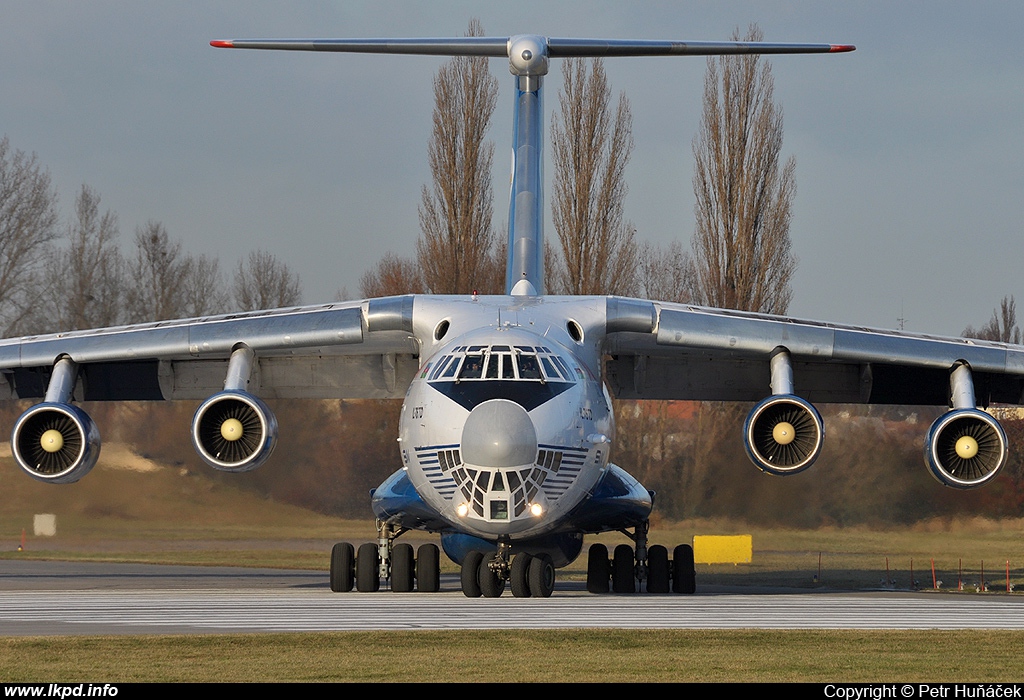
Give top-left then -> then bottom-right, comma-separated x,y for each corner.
3,34 -> 1022,598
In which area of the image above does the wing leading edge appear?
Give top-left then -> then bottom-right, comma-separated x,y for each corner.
0,296 -> 420,402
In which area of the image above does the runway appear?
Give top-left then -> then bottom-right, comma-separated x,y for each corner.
3,560 -> 1024,635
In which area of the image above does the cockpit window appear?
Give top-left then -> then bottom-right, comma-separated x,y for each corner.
429,356 -> 451,380
429,344 -> 576,385
459,355 -> 485,379
442,356 -> 461,379
541,356 -> 562,380
517,354 -> 542,379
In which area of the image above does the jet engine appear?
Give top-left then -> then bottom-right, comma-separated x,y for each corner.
12,402 -> 101,484
191,390 -> 278,472
743,394 -> 824,476
925,409 -> 1006,489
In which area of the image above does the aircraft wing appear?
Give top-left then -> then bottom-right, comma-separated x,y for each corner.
602,297 -> 1024,407
0,296 -> 420,403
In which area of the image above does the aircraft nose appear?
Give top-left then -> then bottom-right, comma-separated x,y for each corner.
461,399 -> 537,467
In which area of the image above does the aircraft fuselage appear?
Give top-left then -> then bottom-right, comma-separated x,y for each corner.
395,296 -> 617,542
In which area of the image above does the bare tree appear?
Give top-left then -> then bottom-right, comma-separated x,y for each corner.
690,25 -> 796,314
417,18 -> 501,294
182,254 -> 230,317
638,240 -> 695,304
0,136 -> 60,334
963,295 -> 1022,343
359,252 -> 426,298
125,221 -> 193,323
233,249 -> 302,311
43,184 -> 124,331
550,58 -> 638,296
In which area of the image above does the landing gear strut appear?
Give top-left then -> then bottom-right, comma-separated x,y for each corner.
460,538 -> 555,598
585,520 -> 696,594
329,519 -> 441,593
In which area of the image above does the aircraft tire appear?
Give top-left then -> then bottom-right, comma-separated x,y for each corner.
612,544 -> 636,593
586,543 -> 610,593
416,543 -> 440,592
479,555 -> 504,598
461,550 -> 484,597
647,544 -> 670,593
510,552 -> 533,598
391,543 -> 415,592
330,542 -> 354,592
356,542 -> 380,592
528,553 -> 555,598
672,544 -> 696,594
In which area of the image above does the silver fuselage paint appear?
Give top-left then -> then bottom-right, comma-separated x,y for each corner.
398,296 -> 613,540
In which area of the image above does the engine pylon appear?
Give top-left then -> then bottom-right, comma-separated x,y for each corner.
744,395 -> 824,476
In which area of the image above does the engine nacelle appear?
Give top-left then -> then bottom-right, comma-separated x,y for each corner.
925,409 -> 1006,489
191,391 -> 278,472
11,403 -> 101,484
744,395 -> 824,476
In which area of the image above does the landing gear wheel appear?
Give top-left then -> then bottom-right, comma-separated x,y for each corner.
510,552 -> 533,598
461,550 -> 484,598
528,553 -> 555,598
416,543 -> 440,592
356,542 -> 380,592
479,555 -> 504,598
391,542 -> 414,592
647,544 -> 670,593
672,543 -> 696,594
330,542 -> 354,592
612,544 -> 636,593
587,543 -> 610,593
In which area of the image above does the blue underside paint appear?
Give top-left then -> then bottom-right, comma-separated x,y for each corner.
370,462 -> 652,568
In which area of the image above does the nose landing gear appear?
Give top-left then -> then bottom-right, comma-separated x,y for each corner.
460,538 -> 555,598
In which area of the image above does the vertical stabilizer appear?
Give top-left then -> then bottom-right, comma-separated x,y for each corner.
505,36 -> 550,296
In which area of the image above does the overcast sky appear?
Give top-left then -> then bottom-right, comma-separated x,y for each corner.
1,1 -> 1021,338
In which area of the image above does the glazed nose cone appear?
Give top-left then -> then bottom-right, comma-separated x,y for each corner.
461,399 -> 537,467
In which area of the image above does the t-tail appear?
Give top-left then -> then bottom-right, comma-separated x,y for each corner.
211,36 -> 854,296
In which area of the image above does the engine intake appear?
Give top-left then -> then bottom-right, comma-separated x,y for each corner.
744,395 -> 824,476
191,391 -> 278,472
11,403 -> 101,484
925,409 -> 1006,489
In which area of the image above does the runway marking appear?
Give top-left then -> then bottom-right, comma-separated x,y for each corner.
3,589 -> 1024,634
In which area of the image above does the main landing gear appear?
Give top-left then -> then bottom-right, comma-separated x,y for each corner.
460,538 -> 555,598
585,521 -> 696,594
330,519 -> 441,593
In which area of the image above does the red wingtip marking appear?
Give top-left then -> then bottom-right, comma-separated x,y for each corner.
830,44 -> 856,53
210,40 -> 234,48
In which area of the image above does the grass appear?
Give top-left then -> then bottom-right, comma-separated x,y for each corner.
3,630 -> 1024,682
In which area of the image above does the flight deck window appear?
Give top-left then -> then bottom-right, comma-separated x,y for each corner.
541,356 -> 562,380
518,354 -> 542,380
459,355 -> 484,379
427,345 -> 576,386
429,356 -> 451,380
442,357 -> 461,378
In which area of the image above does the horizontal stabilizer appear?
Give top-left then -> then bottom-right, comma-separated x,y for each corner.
210,37 -> 855,60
